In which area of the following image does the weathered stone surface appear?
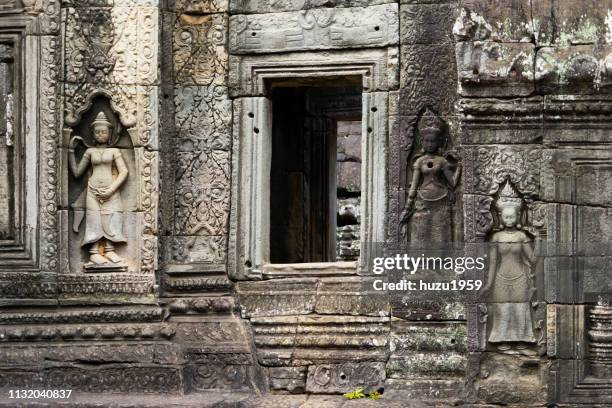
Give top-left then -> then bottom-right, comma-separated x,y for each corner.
391,324 -> 468,381
236,279 -> 318,317
230,0 -> 395,14
164,235 -> 226,265
384,379 -> 464,401
237,277 -> 389,318
462,145 -> 541,197
336,161 -> 360,192
474,354 -> 546,406
63,6 -> 159,85
400,44 -> 456,116
546,304 -> 587,359
171,0 -> 228,13
543,95 -> 612,142
545,256 -> 612,304
0,323 -> 177,342
174,86 -> 232,151
387,353 -> 465,379
457,97 -> 543,144
390,321 -> 467,354
229,4 -> 399,54
452,2 -> 532,43
400,3 -> 455,45
541,147 -> 612,207
535,45 -> 612,94
0,343 -> 179,365
184,361 -> 259,392
336,120 -> 361,160
173,13 -> 228,86
269,366 -> 307,393
229,48 -> 399,97
315,278 -> 390,316
533,0 -> 612,46
173,150 -> 230,236
0,366 -> 182,393
305,362 -> 385,393
455,41 -> 535,97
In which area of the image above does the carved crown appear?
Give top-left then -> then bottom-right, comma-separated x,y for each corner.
495,180 -> 523,211
417,108 -> 443,135
91,111 -> 112,129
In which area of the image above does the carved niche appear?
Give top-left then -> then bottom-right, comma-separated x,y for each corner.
62,93 -> 152,275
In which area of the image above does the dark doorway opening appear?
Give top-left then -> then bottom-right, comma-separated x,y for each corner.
269,86 -> 362,264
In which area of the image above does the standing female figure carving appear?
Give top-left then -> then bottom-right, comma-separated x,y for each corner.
400,109 -> 461,243
69,111 -> 128,266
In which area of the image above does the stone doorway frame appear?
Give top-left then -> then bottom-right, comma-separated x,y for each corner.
228,49 -> 397,281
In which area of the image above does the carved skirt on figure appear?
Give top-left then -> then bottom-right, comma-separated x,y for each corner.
407,195 -> 452,244
488,260 -> 536,343
73,184 -> 127,246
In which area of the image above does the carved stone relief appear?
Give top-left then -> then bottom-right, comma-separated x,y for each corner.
173,13 -> 228,86
173,0 -> 228,14
229,48 -> 399,97
173,150 -> 230,237
62,90 -> 159,276
229,4 -> 399,54
590,306 -> 612,379
482,181 -> 540,354
63,5 -> 158,86
230,0 -> 394,14
399,108 -> 461,244
305,362 -> 385,394
67,110 -> 131,271
174,86 -> 231,152
463,146 -> 541,199
536,45 -> 612,94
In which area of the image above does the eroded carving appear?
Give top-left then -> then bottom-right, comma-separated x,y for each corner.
399,109 -> 460,243
482,181 -> 538,354
229,4 -> 399,54
64,5 -> 158,85
174,150 -> 230,236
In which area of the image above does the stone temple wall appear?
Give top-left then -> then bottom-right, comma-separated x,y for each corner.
0,0 -> 611,406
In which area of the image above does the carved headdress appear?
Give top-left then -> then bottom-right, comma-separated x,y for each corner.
495,180 -> 523,212
417,108 -> 444,137
91,111 -> 112,129
86,110 -> 121,147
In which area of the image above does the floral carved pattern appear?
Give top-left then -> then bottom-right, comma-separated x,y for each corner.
173,13 -> 228,86
174,150 -> 230,236
39,36 -> 60,272
472,147 -> 541,197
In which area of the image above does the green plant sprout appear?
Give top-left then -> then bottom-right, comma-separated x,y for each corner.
343,387 -> 382,401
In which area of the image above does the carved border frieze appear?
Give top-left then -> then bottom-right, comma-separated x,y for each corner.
229,4 -> 399,54
229,48 -> 400,97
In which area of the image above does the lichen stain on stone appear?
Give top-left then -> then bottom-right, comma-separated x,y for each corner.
558,16 -> 600,45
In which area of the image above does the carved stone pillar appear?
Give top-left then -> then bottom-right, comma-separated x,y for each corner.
590,306 -> 612,378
